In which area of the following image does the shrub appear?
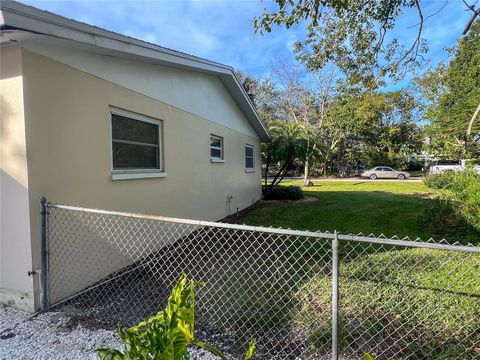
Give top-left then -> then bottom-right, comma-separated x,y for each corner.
97,274 -> 255,360
423,170 -> 480,234
417,199 -> 479,244
423,171 -> 456,189
263,186 -> 304,200
447,170 -> 480,232
407,159 -> 423,171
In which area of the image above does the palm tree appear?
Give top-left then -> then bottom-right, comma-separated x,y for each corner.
265,120 -> 307,189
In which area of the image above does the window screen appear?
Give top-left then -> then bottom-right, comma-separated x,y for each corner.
210,135 -> 224,160
245,145 -> 254,169
111,112 -> 161,170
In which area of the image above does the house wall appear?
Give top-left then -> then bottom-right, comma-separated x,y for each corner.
21,50 -> 262,308
0,44 -> 35,311
23,40 -> 259,139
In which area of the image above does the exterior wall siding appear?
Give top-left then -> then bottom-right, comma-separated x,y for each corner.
23,41 -> 259,139
21,50 -> 262,308
0,44 -> 35,311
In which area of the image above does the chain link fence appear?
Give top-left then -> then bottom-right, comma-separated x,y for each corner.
43,201 -> 480,359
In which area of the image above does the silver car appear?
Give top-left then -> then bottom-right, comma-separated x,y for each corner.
361,166 -> 410,180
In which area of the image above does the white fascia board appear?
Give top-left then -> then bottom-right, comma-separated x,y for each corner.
0,2 -> 229,73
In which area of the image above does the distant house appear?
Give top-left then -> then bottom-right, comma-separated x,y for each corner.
0,1 -> 269,312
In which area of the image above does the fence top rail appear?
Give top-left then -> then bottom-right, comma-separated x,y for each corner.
338,234 -> 480,254
46,202 -> 480,253
46,202 -> 336,240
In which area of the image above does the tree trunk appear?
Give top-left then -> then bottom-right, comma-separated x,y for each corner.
323,151 -> 330,176
423,154 -> 430,175
303,159 -> 312,186
466,102 -> 480,137
276,163 -> 290,186
270,162 -> 288,189
264,156 -> 270,187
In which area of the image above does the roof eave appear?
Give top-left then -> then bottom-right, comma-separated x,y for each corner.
0,0 -> 270,141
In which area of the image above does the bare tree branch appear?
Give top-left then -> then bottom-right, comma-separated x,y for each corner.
385,0 -> 424,74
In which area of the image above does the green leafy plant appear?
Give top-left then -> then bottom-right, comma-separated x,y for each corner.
423,170 -> 480,235
97,274 -> 255,360
423,172 -> 457,190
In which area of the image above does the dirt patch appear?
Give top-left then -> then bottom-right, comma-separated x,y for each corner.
220,196 -> 318,224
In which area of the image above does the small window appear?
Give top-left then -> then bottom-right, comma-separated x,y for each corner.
210,135 -> 224,161
245,144 -> 254,170
110,108 -> 164,179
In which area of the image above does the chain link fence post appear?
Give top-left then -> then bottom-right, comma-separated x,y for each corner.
332,230 -> 339,360
40,196 -> 50,312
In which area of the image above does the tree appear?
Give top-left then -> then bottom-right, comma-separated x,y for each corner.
326,84 -> 422,172
266,120 -> 307,189
417,22 -> 480,158
268,60 -> 337,184
254,0 -> 480,81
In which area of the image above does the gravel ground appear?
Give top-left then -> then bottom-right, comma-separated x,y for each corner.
0,306 -> 219,360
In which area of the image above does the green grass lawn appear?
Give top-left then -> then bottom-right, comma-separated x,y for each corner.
245,180 -> 479,243
237,181 -> 479,358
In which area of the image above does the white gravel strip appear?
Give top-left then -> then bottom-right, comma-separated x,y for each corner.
0,306 -> 219,359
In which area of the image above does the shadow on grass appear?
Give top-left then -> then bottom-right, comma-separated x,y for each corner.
299,247 -> 480,360
53,197 -> 479,359
244,189 -> 480,245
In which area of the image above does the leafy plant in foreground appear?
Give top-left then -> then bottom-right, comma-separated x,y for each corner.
97,274 -> 255,360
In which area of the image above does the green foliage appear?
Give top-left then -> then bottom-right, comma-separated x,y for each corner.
417,198 -> 478,243
97,274 -> 255,360
407,158 -> 423,171
423,172 -> 457,189
294,249 -> 480,358
253,0 -> 428,81
423,170 -> 480,232
263,185 -> 305,200
446,170 -> 480,231
328,86 -> 422,172
419,22 -> 480,158
265,120 -> 313,187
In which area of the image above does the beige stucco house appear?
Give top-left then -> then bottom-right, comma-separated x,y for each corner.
0,1 -> 269,312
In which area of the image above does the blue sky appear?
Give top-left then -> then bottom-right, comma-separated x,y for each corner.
20,0 -> 472,87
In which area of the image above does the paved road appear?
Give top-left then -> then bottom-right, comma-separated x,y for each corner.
269,176 -> 424,183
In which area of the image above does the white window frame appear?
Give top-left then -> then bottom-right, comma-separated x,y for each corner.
110,106 -> 166,180
210,134 -> 224,163
245,144 -> 255,172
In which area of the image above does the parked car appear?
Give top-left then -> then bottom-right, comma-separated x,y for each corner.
429,159 -> 480,174
361,167 -> 411,180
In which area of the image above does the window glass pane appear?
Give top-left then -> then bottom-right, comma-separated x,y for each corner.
211,136 -> 222,148
113,142 -> 159,169
245,146 -> 254,158
211,148 -> 222,159
112,114 -> 159,145
246,157 -> 254,169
